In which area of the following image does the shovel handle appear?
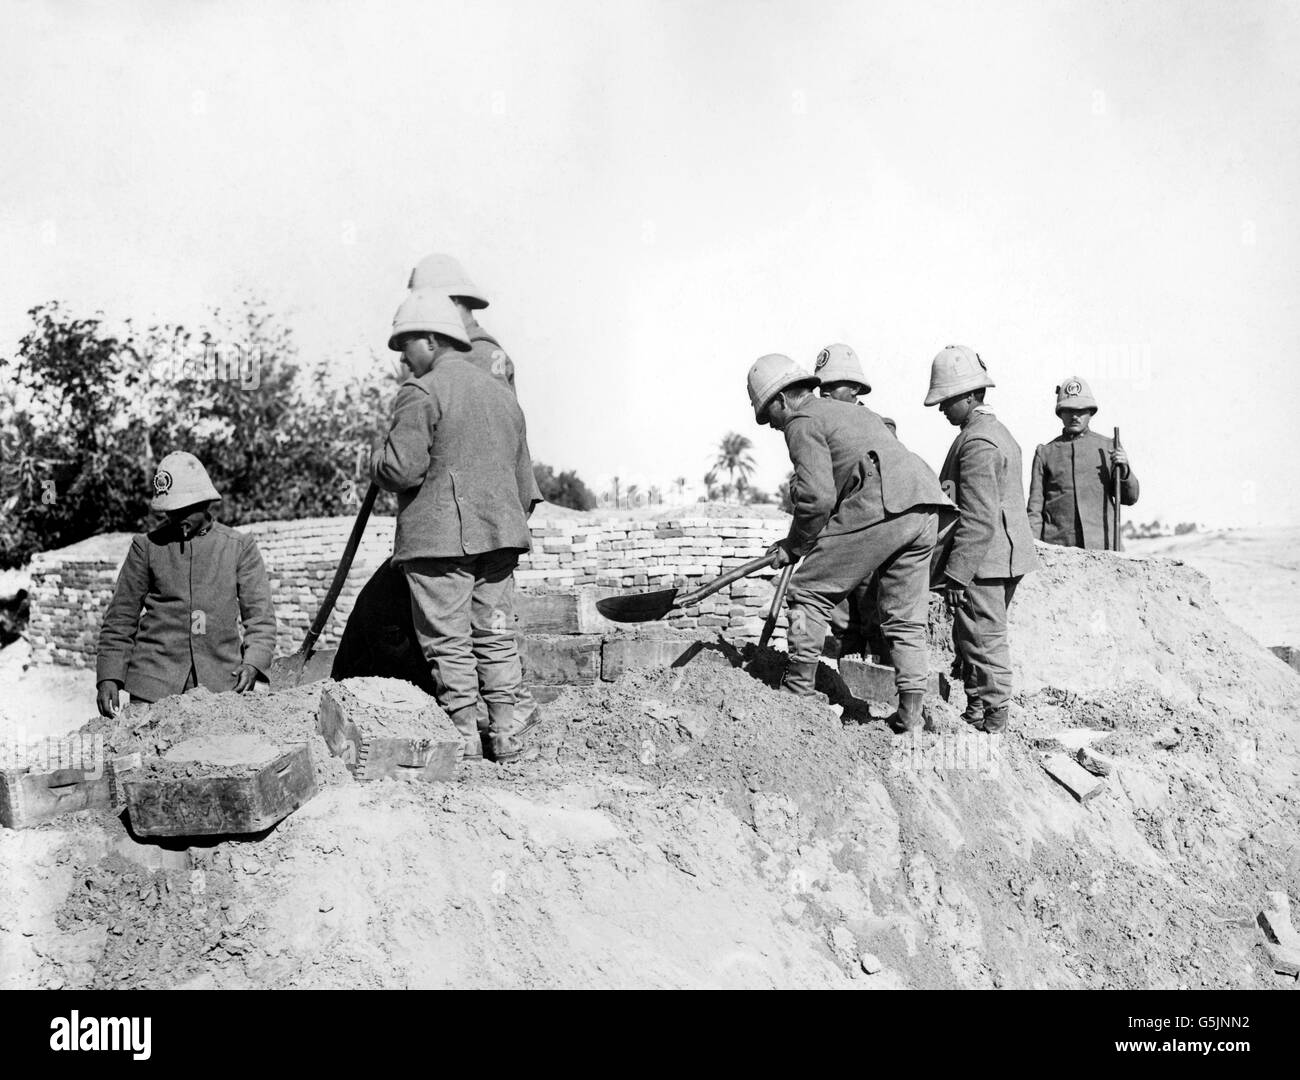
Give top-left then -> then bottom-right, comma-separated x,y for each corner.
299,482 -> 379,657
759,560 -> 796,648
676,551 -> 780,608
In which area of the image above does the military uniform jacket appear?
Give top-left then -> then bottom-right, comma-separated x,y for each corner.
938,410 -> 1040,585
464,315 -> 517,395
783,396 -> 954,555
95,520 -> 277,703
1027,431 -> 1139,549
372,356 -> 541,562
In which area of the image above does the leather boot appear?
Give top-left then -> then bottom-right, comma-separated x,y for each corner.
780,659 -> 820,697
448,705 -> 484,760
961,699 -> 984,726
978,706 -> 1008,734
486,700 -> 524,764
887,690 -> 925,734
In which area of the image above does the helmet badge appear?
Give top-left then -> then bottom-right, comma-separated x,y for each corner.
153,470 -> 173,495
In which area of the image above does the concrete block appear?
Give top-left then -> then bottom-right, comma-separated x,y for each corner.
836,658 -> 941,706
1264,942 -> 1300,977
519,634 -> 603,685
318,679 -> 460,783
1258,891 -> 1300,950
1076,745 -> 1117,777
1269,645 -> 1300,674
600,636 -> 740,681
1042,753 -> 1106,802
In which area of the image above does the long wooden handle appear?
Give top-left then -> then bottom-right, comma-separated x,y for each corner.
1112,427 -> 1123,551
676,551 -> 780,608
300,482 -> 379,656
759,561 -> 796,648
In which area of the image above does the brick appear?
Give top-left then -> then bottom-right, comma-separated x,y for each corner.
318,679 -> 460,783
1042,753 -> 1106,802
519,634 -> 602,685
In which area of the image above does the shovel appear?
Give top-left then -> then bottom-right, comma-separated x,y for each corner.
596,550 -> 780,624
268,481 -> 379,689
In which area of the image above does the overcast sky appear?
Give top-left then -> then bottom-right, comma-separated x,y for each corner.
3,0 -> 1298,526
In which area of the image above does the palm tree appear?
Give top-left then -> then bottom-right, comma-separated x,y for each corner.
675,476 -> 687,502
715,433 -> 756,504
703,468 -> 719,501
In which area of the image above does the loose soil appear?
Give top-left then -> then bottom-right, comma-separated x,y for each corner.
2,544 -> 1298,989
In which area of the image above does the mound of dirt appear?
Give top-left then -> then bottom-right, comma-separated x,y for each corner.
3,544 -> 1298,989
82,683 -> 352,789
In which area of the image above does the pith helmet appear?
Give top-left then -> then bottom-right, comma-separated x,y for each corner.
1055,375 -> 1098,414
813,343 -> 871,393
747,353 -> 820,422
151,452 -> 220,512
923,344 -> 995,407
388,289 -> 472,352
407,253 -> 489,309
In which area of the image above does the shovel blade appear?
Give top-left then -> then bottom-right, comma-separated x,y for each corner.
267,647 -> 338,691
595,588 -> 679,624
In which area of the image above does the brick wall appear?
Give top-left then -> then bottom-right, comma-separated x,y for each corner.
28,513 -> 793,668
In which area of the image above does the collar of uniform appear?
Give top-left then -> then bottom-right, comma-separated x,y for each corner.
463,314 -> 497,345
785,394 -> 827,421
971,405 -> 996,417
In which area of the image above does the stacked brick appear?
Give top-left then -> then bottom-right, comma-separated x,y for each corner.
28,513 -> 793,668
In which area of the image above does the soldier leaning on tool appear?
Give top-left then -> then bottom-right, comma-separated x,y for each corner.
95,453 -> 278,717
748,354 -> 955,733
813,343 -> 895,661
1026,376 -> 1138,550
371,290 -> 542,764
926,346 -> 1039,735
408,253 -> 518,395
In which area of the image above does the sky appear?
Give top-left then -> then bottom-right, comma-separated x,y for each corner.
2,0 -> 1298,526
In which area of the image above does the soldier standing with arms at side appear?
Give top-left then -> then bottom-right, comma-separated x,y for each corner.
95,453 -> 277,716
371,290 -> 541,763
926,346 -> 1038,734
1026,376 -> 1139,549
748,354 -> 954,733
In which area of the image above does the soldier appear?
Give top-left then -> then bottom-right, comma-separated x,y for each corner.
95,452 -> 277,716
372,291 -> 541,763
813,343 -> 895,661
1027,376 -> 1139,549
925,346 -> 1039,734
814,343 -> 897,433
407,252 -> 544,732
748,354 -> 954,733
408,253 -> 517,394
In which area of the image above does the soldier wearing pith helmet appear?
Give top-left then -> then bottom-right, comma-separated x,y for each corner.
749,353 -> 954,732
1026,376 -> 1139,550
373,290 -> 542,764
813,343 -> 897,434
408,253 -> 517,395
926,345 -> 1038,735
95,452 -> 278,717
